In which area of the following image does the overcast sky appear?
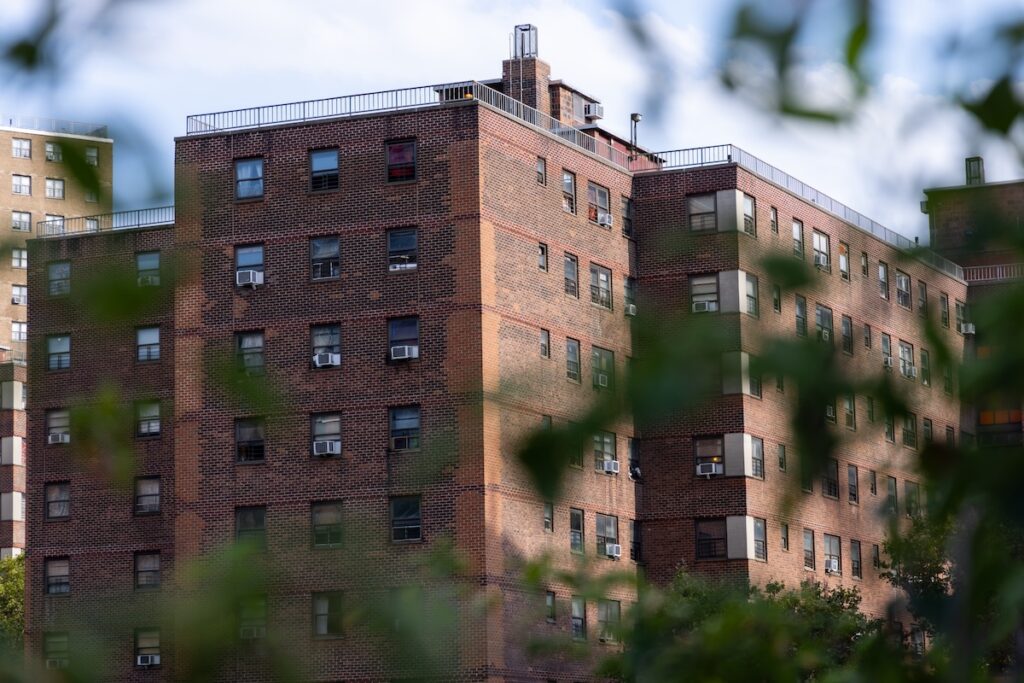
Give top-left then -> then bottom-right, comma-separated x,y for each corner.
2,0 -> 1022,244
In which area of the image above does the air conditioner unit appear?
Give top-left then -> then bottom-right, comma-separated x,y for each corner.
961,322 -> 976,335
605,543 -> 622,558
313,440 -> 341,456
137,275 -> 158,287
136,654 -> 161,667
239,626 -> 266,640
692,301 -> 718,313
45,658 -> 68,670
388,258 -> 417,272
236,270 -> 264,287
624,303 -> 637,317
907,366 -> 918,379
826,405 -> 836,419
48,433 -> 70,445
312,352 -> 341,368
10,295 -> 25,305
602,459 -> 620,474
820,329 -> 831,342
596,373 -> 609,388
814,253 -> 829,268
825,558 -> 840,573
883,356 -> 894,368
584,102 -> 605,120
390,345 -> 420,361
597,212 -> 613,227
696,462 -> 723,477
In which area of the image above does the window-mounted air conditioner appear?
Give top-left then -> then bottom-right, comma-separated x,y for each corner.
602,460 -> 620,475
390,345 -> 419,361
48,433 -> 70,445
236,270 -> 264,287
819,329 -> 831,342
584,102 -> 605,120
696,462 -> 724,477
883,356 -> 894,369
136,655 -> 160,667
45,658 -> 68,670
692,300 -> 718,313
961,322 -> 976,335
595,373 -> 609,388
137,275 -> 159,287
313,440 -> 341,456
624,303 -> 638,317
239,626 -> 266,640
597,212 -> 613,227
312,353 -> 341,368
907,366 -> 918,379
605,543 -> 622,558
825,558 -> 840,573
814,253 -> 829,269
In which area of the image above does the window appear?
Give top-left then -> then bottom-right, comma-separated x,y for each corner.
815,304 -> 833,343
896,271 -> 911,308
885,413 -> 896,442
313,592 -> 344,637
543,502 -> 553,532
630,519 -> 641,561
587,182 -> 611,225
882,333 -> 892,368
45,142 -> 62,162
386,140 -> 416,182
696,518 -> 726,559
45,178 -> 64,199
311,501 -> 343,547
233,245 -> 262,278
869,470 -> 877,496
863,323 -> 872,348
777,444 -> 787,471
389,406 -> 421,451
792,219 -> 804,257
311,413 -> 341,456
45,558 -> 70,594
943,364 -> 954,395
388,317 -> 419,360
545,591 -> 556,622
843,540 -> 861,579
878,261 -> 889,300
749,366 -> 763,398
236,331 -> 265,375
795,295 -> 807,336
745,274 -> 759,315
688,194 -> 716,231
592,347 -> 614,389
812,230 -> 830,269
11,211 -> 30,232
903,413 -> 918,448
45,482 -> 69,519
899,341 -> 915,378
824,534 -> 841,574
136,327 -> 160,362
235,418 -> 266,463
135,552 -> 160,589
886,476 -> 898,514
44,632 -> 69,669
923,418 -> 933,443
46,409 -> 69,443
11,249 -> 26,269
946,425 -> 955,446
835,242 -> 849,280
564,253 -> 579,297
235,506 -> 266,546
940,293 -> 950,327
47,335 -> 70,370
751,437 -> 764,478
778,523 -> 789,552
841,316 -> 853,354
920,349 -> 931,386
536,157 -> 546,185
309,237 -> 340,279
562,170 -> 576,214
566,338 -> 581,382
624,277 -> 637,308
739,194 -> 756,235
597,599 -> 621,642
872,543 -> 882,569
570,508 -> 584,553
137,402 -> 161,437
690,275 -> 719,313
135,477 -> 160,514
136,251 -> 160,286
803,529 -> 815,570
848,465 -> 859,503
905,481 -> 921,517
621,196 -> 634,236
11,175 -> 30,195
955,300 -> 967,332
311,324 -> 340,365
822,459 -> 839,498
695,437 -> 724,476
917,281 -> 928,315
45,214 -> 64,234
589,263 -> 612,308
309,149 -> 339,191
769,206 -> 778,233
239,595 -> 267,640
387,228 -> 417,271
772,285 -> 781,313
85,146 -> 98,166
390,496 -> 422,541
9,320 -> 27,344
571,596 -> 586,640
539,329 -> 550,358
48,262 -> 70,296
596,513 -> 618,556
843,393 -> 856,429
592,431 -> 617,472
538,243 -> 548,271
235,158 -> 264,198
11,138 -> 29,158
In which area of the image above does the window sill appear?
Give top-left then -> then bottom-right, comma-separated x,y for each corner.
134,511 -> 161,517
307,188 -> 340,196
234,197 -> 264,204
387,266 -> 419,274
44,517 -> 70,523
310,276 -> 340,283
391,538 -> 425,545
136,434 -> 162,441
388,448 -> 421,455
385,179 -> 418,186
235,460 -> 266,466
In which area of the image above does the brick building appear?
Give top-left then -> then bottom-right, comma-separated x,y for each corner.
0,116 -> 113,559
25,26 -> 965,680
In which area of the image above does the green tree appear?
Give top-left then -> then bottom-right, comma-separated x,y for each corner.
0,554 -> 24,652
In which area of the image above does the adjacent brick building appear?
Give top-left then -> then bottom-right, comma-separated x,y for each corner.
25,26 -> 966,680
0,116 -> 113,559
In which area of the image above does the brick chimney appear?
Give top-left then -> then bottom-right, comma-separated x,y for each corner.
501,25 -> 551,117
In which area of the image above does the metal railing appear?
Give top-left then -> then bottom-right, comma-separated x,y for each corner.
1,114 -> 108,138
186,81 -> 632,169
36,206 -> 174,238
963,263 -> 1024,283
634,144 -> 965,281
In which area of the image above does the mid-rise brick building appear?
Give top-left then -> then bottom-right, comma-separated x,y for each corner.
25,26 -> 966,680
0,116 -> 113,559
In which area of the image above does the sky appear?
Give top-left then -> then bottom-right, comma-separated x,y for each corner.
2,0 -> 1023,244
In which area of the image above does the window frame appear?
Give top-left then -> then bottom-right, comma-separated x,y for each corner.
135,477 -> 160,515
235,506 -> 267,547
136,401 -> 161,438
44,178 -> 65,200
235,417 -> 266,464
45,557 -> 70,595
562,170 -> 576,214
812,230 -> 830,270
389,405 -> 421,451
385,140 -> 416,183
895,270 -> 912,309
46,335 -> 70,371
589,263 -> 612,309
134,552 -> 160,590
387,228 -> 418,272
387,317 -> 420,361
587,181 -> 611,225
688,194 -> 716,232
570,508 -> 584,553
695,518 -> 727,559
390,496 -> 423,542
566,338 -> 581,382
310,236 -> 341,280
45,482 -> 70,520
563,253 -> 579,298
792,219 -> 804,258
234,158 -> 264,199
689,274 -> 719,313
47,261 -> 70,297
311,501 -> 343,548
309,149 -> 340,192
137,327 -> 160,362
312,591 -> 344,638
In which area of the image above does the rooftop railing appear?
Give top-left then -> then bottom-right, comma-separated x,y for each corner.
1,114 -> 108,138
634,144 -> 965,281
962,263 -> 1024,283
36,206 -> 174,238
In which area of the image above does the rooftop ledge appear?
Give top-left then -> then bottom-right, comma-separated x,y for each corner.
35,206 -> 174,239
185,81 -> 963,282
1,113 -> 109,139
